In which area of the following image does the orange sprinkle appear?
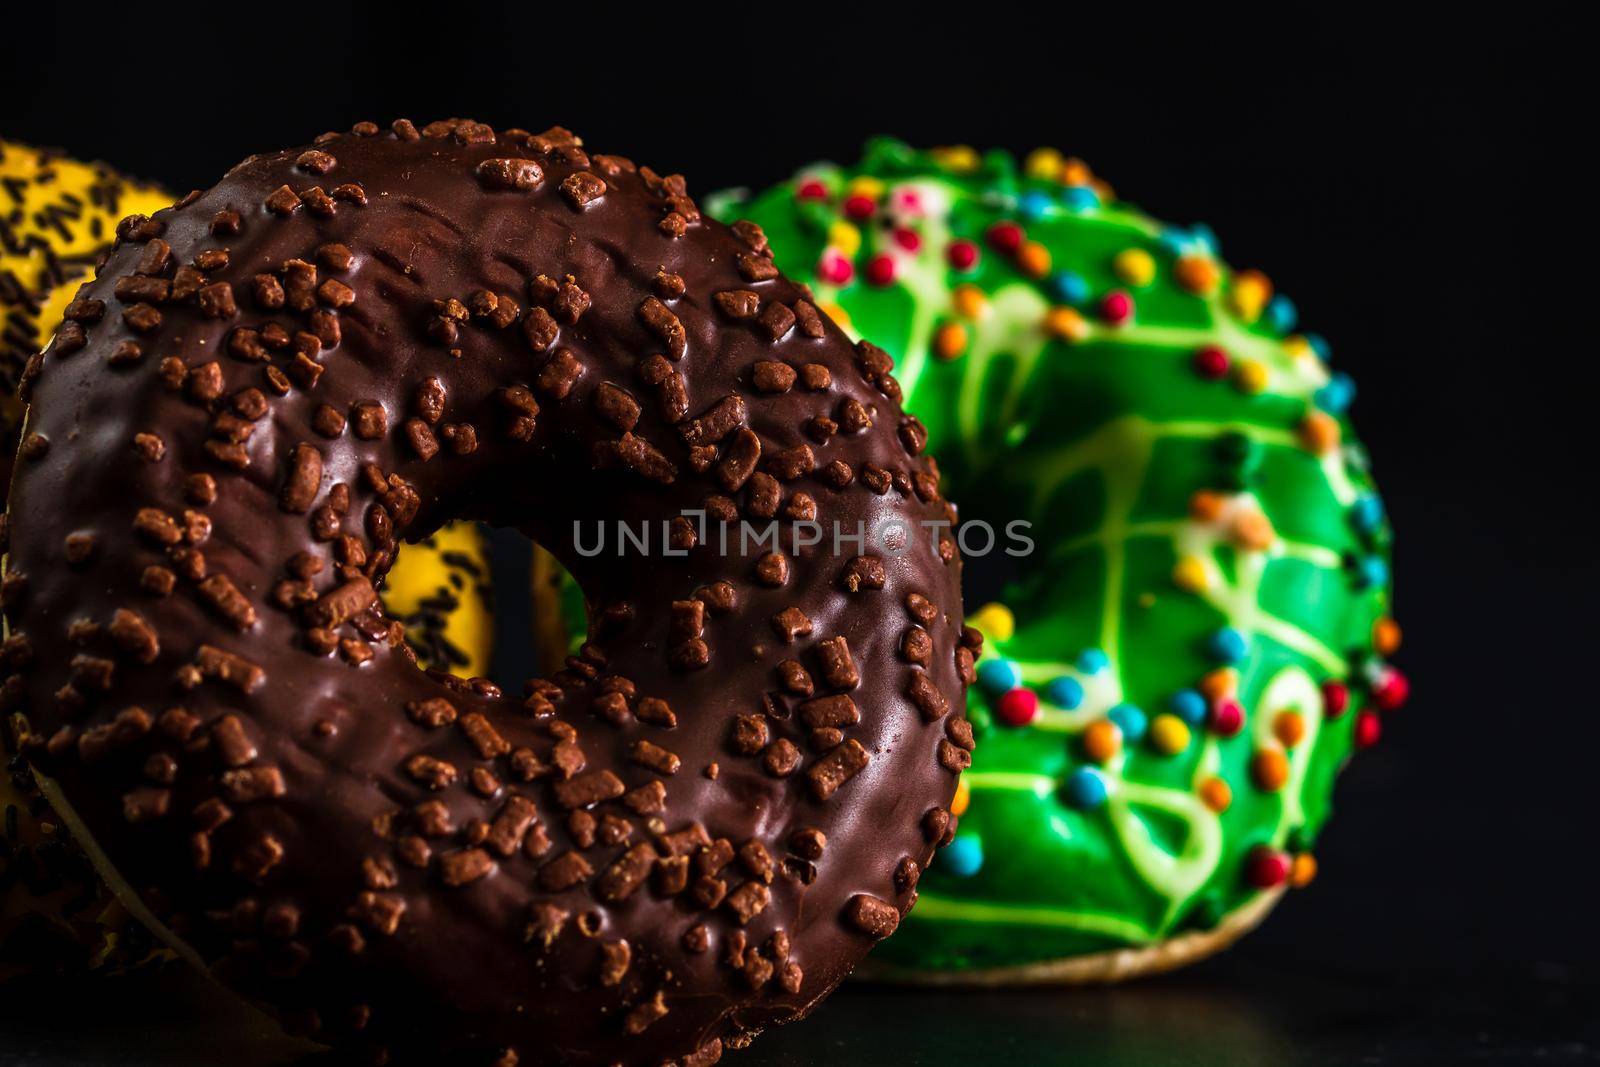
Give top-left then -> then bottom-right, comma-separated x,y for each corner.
1060,158 -> 1094,186
1230,508 -> 1276,551
1017,241 -> 1052,278
1043,306 -> 1089,342
1274,710 -> 1307,748
1290,853 -> 1319,888
1297,411 -> 1342,455
1374,617 -> 1403,656
951,777 -> 971,817
1082,719 -> 1122,763
1188,489 -> 1226,522
1251,748 -> 1290,791
1199,667 -> 1239,702
1199,776 -> 1232,813
1174,254 -> 1220,296
933,320 -> 969,361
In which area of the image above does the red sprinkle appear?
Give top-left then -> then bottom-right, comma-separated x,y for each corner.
947,240 -> 979,271
1321,680 -> 1350,719
1244,845 -> 1290,889
864,254 -> 897,287
1194,345 -> 1230,380
818,251 -> 853,286
1373,669 -> 1409,712
844,194 -> 876,220
892,228 -> 921,252
796,179 -> 828,202
1354,709 -> 1382,748
1098,290 -> 1134,325
1209,699 -> 1244,737
986,221 -> 1024,254
995,688 -> 1038,728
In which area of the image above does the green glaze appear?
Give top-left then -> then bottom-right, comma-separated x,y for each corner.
708,140 -> 1401,972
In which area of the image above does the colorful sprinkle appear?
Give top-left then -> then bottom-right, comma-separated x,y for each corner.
1112,248 -> 1156,287
1076,648 -> 1110,674
976,657 -> 1022,696
946,239 -> 980,271
1209,699 -> 1245,737
1265,294 -> 1298,334
1043,306 -> 1089,342
817,249 -> 853,286
1273,710 -> 1307,748
1199,776 -> 1232,813
1374,668 -> 1409,712
864,254 -> 897,287
1199,667 -> 1239,702
968,602 -> 1014,641
1321,681 -> 1350,719
1048,270 -> 1090,305
1373,617 -> 1403,656
828,220 -> 862,258
1019,190 -> 1055,223
1107,703 -> 1148,744
1350,494 -> 1384,534
1289,852 -> 1319,888
1355,556 -> 1389,589
1354,709 -> 1382,748
1174,254 -> 1220,296
891,227 -> 922,253
1172,554 -> 1210,593
1193,345 -> 1230,380
1017,241 -> 1051,278
1297,411 -> 1341,455
1207,627 -> 1249,665
1244,845 -> 1290,889
987,221 -> 1024,254
1045,675 -> 1084,710
1098,289 -> 1134,325
843,193 -> 876,220
1148,714 -> 1191,755
1315,372 -> 1356,414
951,777 -> 971,817
996,687 -> 1040,728
1232,358 -> 1269,394
1064,767 -> 1109,809
1250,747 -> 1289,791
1081,720 -> 1122,763
818,302 -> 850,330
933,320 -> 969,361
941,833 -> 984,876
795,178 -> 828,201
1061,185 -> 1100,212
1024,147 -> 1064,180
1227,269 -> 1272,322
1169,689 -> 1208,726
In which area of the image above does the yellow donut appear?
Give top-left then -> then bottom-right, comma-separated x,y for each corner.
0,139 -> 496,974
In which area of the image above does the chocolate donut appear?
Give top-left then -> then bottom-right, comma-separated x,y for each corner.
0,120 -> 970,1064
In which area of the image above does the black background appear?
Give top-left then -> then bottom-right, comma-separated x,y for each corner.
1,6 -> 1593,1064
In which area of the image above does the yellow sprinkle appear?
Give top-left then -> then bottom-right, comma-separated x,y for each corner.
819,303 -> 851,330
1060,157 -> 1094,187
951,283 -> 989,320
1297,411 -> 1341,455
951,777 -> 971,817
1017,241 -> 1051,278
1227,269 -> 1273,322
1250,747 -> 1290,792
1172,555 -> 1210,593
1043,306 -> 1089,342
1199,667 -> 1238,703
968,602 -> 1015,643
1284,334 -> 1316,361
933,321 -> 969,361
1290,852 -> 1319,888
846,176 -> 884,201
1112,248 -> 1156,287
1082,719 -> 1122,763
828,220 -> 861,259
1199,776 -> 1232,813
1274,709 -> 1306,748
932,145 -> 980,173
1149,714 -> 1191,755
1024,147 -> 1064,180
1174,254 -> 1220,296
1374,617 -> 1403,656
1233,358 -> 1269,395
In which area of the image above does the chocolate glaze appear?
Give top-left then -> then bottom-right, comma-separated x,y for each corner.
0,121 -> 970,1065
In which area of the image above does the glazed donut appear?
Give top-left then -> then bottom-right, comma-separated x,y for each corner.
0,137 -> 498,976
712,139 -> 1405,983
0,120 -> 969,1063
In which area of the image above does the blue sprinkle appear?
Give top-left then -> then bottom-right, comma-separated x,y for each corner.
1049,270 -> 1090,306
1190,223 -> 1219,255
1207,627 -> 1249,665
1018,190 -> 1054,223
977,657 -> 1023,696
1351,494 -> 1385,534
1306,332 -> 1332,361
1108,703 -> 1148,743
1063,767 -> 1108,810
1157,227 -> 1192,255
1076,648 -> 1110,675
940,834 -> 984,877
1046,675 -> 1084,710
1356,556 -> 1390,589
1061,185 -> 1100,212
1265,294 -> 1298,334
1314,372 -> 1356,415
1170,689 -> 1208,726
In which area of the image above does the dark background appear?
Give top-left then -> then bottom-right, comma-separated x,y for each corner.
2,7 -> 1592,1064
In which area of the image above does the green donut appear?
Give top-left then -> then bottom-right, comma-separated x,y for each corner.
707,139 -> 1406,980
